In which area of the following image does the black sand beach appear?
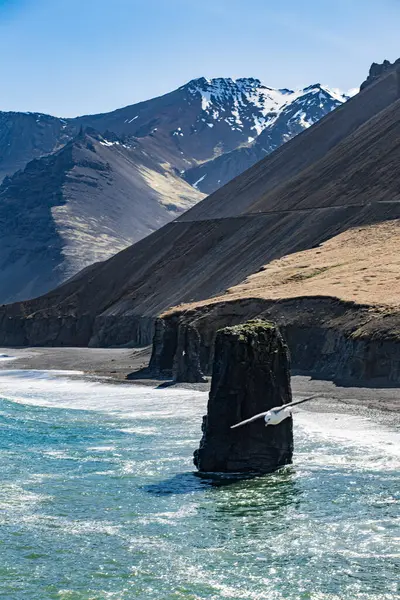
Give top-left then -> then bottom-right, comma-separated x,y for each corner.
0,347 -> 399,426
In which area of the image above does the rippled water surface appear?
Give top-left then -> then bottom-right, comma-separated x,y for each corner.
0,370 -> 399,600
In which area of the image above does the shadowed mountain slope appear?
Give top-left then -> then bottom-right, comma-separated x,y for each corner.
0,130 -> 203,304
0,77 -> 348,304
0,63 -> 399,348
0,111 -> 72,182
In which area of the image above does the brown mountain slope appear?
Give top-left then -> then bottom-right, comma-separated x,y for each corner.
154,220 -> 400,384
0,63 -> 399,351
168,220 -> 400,312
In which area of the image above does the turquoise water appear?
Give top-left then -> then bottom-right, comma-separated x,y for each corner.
0,369 -> 399,600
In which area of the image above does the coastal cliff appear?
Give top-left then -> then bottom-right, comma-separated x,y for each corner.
150,297 -> 400,385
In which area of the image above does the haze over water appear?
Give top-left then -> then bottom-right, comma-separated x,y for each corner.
0,369 -> 399,599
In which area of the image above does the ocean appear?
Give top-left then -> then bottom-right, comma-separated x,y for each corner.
0,367 -> 399,600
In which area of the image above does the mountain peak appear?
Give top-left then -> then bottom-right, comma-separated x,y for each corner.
302,83 -> 324,92
181,77 -> 348,142
185,76 -> 265,99
186,76 -> 262,89
360,58 -> 400,90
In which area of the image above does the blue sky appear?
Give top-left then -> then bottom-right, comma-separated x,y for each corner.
0,0 -> 399,117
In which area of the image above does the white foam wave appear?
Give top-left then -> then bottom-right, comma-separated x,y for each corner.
118,426 -> 159,435
0,483 -> 52,524
0,369 -> 207,418
1,370 -> 399,470
296,411 -> 400,458
137,504 -> 198,526
0,354 -> 16,362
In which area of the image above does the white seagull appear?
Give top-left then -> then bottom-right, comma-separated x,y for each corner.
230,395 -> 320,429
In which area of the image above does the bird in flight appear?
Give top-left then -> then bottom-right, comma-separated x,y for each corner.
230,396 -> 320,429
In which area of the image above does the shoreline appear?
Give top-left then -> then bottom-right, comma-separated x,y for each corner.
0,347 -> 399,424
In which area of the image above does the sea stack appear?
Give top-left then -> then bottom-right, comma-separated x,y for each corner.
194,320 -> 293,473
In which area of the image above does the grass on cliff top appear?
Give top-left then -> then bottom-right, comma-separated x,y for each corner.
219,319 -> 276,337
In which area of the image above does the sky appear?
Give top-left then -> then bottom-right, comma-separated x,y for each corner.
0,0 -> 399,117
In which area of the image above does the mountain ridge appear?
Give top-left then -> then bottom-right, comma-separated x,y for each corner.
183,82 -> 349,193
0,76 -> 348,190
0,75 -> 351,303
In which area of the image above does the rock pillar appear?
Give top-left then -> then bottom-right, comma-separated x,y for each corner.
173,324 -> 206,383
148,317 -> 178,377
194,320 -> 293,473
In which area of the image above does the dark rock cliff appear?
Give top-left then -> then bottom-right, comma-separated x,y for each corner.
193,320 -> 293,473
151,298 -> 400,386
172,324 -> 206,383
149,317 -> 206,382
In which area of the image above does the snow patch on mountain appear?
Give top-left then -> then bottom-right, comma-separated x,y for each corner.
182,79 -> 352,195
184,77 -> 348,139
193,174 -> 207,189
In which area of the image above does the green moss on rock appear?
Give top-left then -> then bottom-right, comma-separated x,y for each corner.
219,319 -> 276,337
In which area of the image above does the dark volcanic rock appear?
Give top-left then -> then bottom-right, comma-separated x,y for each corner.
148,317 -> 205,382
162,297 -> 400,385
194,320 -> 293,473
148,317 -> 179,377
173,324 -> 206,383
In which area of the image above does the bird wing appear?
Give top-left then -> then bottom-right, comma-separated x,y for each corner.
230,411 -> 269,429
230,396 -> 321,429
275,395 -> 320,411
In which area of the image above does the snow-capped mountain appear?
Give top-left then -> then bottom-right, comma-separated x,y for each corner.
186,77 -> 347,140
183,81 -> 349,193
0,76 -> 349,188
0,76 -> 351,302
185,77 -> 297,140
74,76 -> 348,186
0,77 -> 349,194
